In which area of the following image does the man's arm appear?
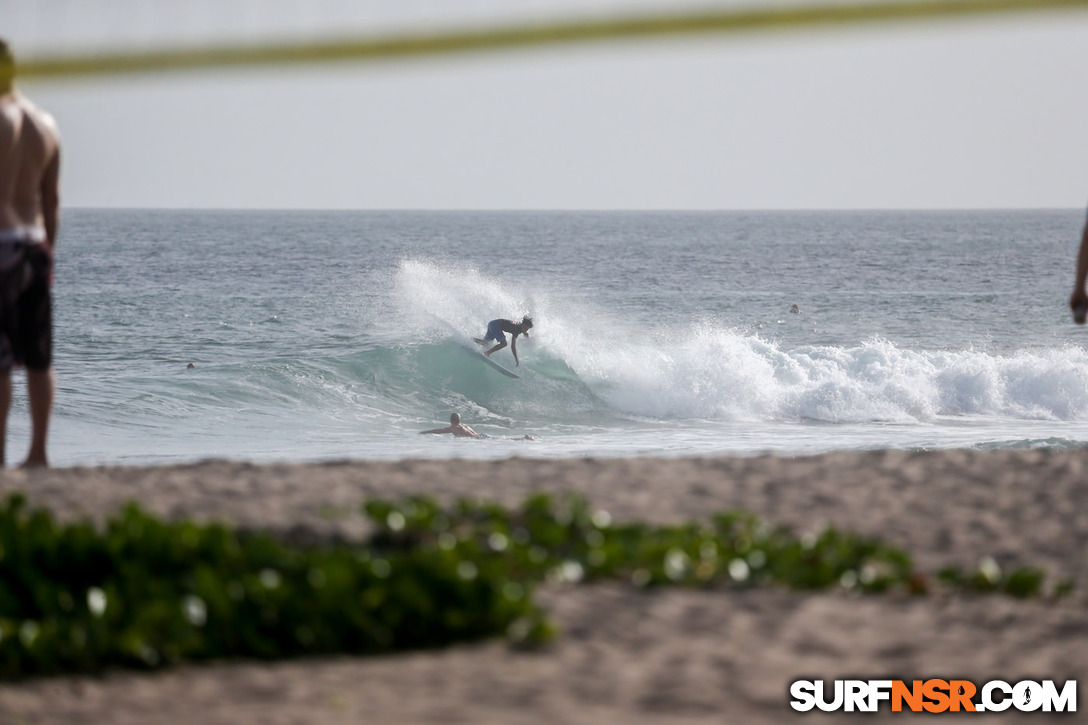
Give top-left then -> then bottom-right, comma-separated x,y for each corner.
419,426 -> 454,435
1072,214 -> 1088,322
40,147 -> 60,252
511,337 -> 519,366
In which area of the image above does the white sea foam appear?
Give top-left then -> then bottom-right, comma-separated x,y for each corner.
397,259 -> 1088,424
394,259 -> 533,342
572,333 -> 1088,423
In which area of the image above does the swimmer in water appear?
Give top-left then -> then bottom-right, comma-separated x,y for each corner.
419,413 -> 534,440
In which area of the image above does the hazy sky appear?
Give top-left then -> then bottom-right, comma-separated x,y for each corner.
11,6 -> 1088,209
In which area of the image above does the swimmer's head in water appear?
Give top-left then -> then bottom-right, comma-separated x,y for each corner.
450,413 -> 461,425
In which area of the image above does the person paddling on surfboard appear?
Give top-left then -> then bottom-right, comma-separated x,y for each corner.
473,316 -> 533,366
419,413 -> 481,438
419,413 -> 534,440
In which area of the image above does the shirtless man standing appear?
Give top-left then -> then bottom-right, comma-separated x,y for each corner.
0,39 -> 61,467
1070,208 -> 1088,323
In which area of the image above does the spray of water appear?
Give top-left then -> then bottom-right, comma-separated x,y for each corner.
393,259 -> 1088,423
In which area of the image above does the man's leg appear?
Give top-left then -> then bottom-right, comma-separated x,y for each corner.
0,371 -> 10,466
23,367 -> 52,467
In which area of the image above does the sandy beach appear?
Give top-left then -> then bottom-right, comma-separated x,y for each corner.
0,449 -> 1085,723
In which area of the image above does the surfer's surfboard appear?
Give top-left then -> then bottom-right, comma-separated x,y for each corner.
476,351 -> 520,379
457,340 -> 520,379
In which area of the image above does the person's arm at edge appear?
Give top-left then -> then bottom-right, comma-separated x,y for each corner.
1072,212 -> 1088,318
511,336 -> 519,366
40,132 -> 60,256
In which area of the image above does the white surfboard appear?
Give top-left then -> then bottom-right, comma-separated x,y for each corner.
458,340 -> 520,379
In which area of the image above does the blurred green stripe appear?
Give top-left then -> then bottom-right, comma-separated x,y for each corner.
17,0 -> 1088,81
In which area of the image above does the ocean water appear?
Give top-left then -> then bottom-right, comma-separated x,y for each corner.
9,208 -> 1088,466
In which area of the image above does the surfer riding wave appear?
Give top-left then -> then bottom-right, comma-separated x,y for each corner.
473,316 -> 532,366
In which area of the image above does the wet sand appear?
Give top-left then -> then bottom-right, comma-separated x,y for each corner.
0,449 -> 1085,723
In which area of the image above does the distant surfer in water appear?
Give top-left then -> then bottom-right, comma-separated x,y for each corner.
473,316 -> 533,366
419,413 -> 533,440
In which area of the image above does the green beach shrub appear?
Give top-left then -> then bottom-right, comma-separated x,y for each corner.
0,492 -> 1061,679
0,494 -> 542,679
364,494 -> 915,594
937,559 -> 1047,599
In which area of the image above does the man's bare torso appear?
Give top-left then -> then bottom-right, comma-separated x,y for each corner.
0,92 -> 60,236
449,424 -> 480,438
